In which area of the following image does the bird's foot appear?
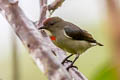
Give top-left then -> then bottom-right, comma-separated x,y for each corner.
67,65 -> 78,71
62,59 -> 72,65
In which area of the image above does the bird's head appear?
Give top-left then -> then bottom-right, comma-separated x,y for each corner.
39,17 -> 65,32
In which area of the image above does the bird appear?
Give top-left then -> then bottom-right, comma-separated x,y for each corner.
39,17 -> 103,70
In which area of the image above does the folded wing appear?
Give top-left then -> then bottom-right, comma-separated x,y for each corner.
64,22 -> 103,46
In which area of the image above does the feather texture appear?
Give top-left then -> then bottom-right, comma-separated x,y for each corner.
64,22 -> 103,46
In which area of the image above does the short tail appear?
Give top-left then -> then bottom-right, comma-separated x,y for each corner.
96,42 -> 104,46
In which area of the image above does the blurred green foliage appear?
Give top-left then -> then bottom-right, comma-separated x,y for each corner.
91,63 -> 118,80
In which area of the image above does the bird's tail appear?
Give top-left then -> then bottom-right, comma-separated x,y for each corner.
96,42 -> 104,46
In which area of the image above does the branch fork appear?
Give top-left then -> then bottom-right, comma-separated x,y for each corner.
0,0 -> 88,80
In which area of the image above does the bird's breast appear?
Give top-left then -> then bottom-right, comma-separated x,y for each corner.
49,31 -> 92,54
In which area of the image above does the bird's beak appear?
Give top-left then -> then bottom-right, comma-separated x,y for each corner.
39,25 -> 47,30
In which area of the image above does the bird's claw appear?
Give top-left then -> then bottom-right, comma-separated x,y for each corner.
65,60 -> 73,63
62,59 -> 72,65
67,65 -> 78,71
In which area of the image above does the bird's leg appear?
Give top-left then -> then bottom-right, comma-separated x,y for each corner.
62,54 -> 74,64
67,54 -> 80,70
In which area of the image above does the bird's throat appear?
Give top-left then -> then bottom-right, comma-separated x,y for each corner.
44,30 -> 56,41
50,36 -> 56,41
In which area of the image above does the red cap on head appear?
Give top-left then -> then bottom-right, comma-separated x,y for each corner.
43,17 -> 62,25
43,17 -> 53,25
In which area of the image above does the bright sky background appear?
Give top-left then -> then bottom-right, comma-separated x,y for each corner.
19,0 -> 106,23
0,0 -> 106,59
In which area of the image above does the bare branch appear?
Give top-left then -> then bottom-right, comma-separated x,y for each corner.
37,0 -> 66,27
0,0 -> 71,80
48,0 -> 65,15
0,0 -> 88,80
37,0 -> 47,27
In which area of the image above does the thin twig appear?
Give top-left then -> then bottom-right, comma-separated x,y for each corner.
48,0 -> 65,15
37,0 -> 47,27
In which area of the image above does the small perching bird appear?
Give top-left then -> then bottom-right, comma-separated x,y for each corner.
39,17 -> 103,70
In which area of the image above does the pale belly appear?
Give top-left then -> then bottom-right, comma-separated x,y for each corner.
52,36 -> 92,54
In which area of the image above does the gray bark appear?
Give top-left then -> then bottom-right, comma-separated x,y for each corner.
0,0 -> 88,80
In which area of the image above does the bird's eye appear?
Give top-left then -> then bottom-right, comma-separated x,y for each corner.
50,22 -> 55,25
